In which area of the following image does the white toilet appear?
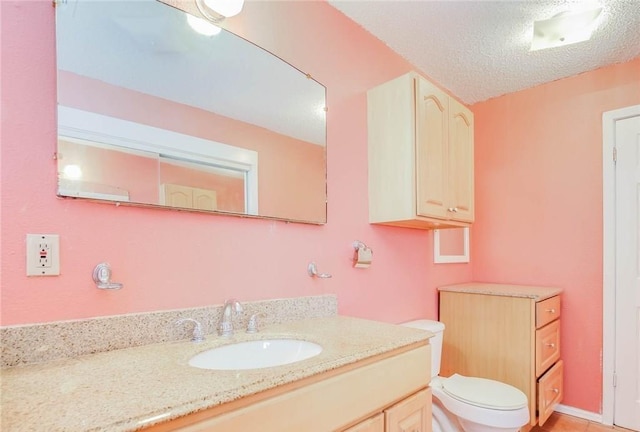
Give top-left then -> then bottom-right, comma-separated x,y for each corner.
402,320 -> 530,432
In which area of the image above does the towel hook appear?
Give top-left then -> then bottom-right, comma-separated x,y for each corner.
307,262 -> 332,279
92,262 -> 123,290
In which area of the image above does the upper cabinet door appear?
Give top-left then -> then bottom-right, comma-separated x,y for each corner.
367,71 -> 474,229
447,98 -> 474,222
415,77 -> 449,220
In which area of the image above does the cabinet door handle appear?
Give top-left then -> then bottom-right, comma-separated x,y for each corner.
545,343 -> 556,348
447,207 -> 459,212
545,308 -> 556,313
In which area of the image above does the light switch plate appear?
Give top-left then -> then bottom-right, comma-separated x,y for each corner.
26,234 -> 60,276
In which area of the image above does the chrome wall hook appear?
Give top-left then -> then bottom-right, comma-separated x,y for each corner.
307,262 -> 332,279
92,262 -> 123,290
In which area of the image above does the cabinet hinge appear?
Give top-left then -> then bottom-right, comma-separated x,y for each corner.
613,147 -> 617,163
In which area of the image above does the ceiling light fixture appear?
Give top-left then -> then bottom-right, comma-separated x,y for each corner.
530,5 -> 603,51
186,13 -> 221,36
194,0 -> 244,24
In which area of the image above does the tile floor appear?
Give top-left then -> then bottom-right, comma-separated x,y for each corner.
531,412 -> 636,432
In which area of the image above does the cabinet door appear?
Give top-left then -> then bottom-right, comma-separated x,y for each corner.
343,413 -> 385,432
447,97 -> 474,222
162,183 -> 193,208
192,187 -> 217,211
415,77 -> 449,220
385,388 -> 432,432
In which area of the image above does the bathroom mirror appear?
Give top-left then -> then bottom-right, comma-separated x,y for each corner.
434,228 -> 470,263
55,0 -> 327,224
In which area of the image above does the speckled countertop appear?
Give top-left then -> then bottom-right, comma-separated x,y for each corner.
1,316 -> 432,432
438,282 -> 562,301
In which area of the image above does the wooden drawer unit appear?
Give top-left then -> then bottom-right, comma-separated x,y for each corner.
538,360 -> 564,425
536,320 -> 561,377
536,296 -> 561,328
438,284 -> 563,429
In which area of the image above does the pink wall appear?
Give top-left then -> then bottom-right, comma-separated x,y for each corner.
1,1 -> 471,327
3,0 -> 633,417
58,71 -> 325,221
472,57 -> 640,413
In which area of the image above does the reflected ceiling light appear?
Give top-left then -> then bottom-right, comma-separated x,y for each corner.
195,0 -> 244,24
63,164 -> 83,180
530,5 -> 603,51
187,13 -> 221,36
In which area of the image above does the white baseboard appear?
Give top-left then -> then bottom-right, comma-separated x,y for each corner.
555,404 -> 604,424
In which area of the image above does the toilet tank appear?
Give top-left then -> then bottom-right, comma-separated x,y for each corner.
401,319 -> 445,379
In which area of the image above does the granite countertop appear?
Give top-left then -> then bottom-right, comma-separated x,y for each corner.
438,282 -> 562,301
1,316 -> 432,432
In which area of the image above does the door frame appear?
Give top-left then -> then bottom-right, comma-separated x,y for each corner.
602,103 -> 640,425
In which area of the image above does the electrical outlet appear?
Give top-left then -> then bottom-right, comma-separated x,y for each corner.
26,234 -> 60,276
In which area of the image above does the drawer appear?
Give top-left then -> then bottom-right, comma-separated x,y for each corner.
537,360 -> 563,426
536,296 -> 561,328
535,320 -> 561,377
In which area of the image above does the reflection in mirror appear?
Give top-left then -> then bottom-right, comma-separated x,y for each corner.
55,0 -> 327,223
434,228 -> 470,264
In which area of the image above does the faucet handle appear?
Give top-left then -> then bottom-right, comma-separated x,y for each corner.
175,318 -> 205,343
246,313 -> 263,333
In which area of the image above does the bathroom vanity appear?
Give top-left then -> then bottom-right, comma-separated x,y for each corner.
438,283 -> 563,429
0,316 -> 433,431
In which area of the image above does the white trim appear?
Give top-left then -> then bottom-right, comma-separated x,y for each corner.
57,105 -> 259,215
434,228 -> 470,263
602,104 -> 640,426
58,189 -> 130,202
555,404 -> 603,423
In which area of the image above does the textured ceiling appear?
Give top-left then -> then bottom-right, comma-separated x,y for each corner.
329,0 -> 640,104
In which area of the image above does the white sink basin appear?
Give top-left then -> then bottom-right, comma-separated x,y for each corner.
188,339 -> 323,370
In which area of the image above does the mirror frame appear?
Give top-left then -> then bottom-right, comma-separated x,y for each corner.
55,0 -> 327,224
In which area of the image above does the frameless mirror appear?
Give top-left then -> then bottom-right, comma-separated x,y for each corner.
55,0 -> 327,224
434,228 -> 470,263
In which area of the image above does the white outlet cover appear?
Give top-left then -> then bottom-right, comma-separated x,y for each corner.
26,234 -> 60,276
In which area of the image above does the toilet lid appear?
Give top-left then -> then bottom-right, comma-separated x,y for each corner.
441,374 -> 528,410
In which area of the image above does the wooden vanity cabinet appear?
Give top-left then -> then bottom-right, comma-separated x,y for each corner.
145,344 -> 432,432
438,288 -> 563,429
344,388 -> 431,432
344,413 -> 385,432
367,72 -> 474,229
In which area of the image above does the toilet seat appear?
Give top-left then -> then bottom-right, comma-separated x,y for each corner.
441,374 -> 528,410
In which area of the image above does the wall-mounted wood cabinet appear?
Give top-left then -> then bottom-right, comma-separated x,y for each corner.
367,72 -> 474,230
162,183 -> 218,211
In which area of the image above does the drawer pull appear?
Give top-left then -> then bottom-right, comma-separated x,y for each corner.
545,308 -> 556,313
546,343 -> 556,349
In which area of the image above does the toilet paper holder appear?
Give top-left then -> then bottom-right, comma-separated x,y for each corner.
352,240 -> 373,269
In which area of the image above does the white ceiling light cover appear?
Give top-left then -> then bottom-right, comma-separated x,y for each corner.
531,7 -> 603,51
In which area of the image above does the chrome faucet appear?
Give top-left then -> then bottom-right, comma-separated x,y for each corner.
219,299 -> 243,337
